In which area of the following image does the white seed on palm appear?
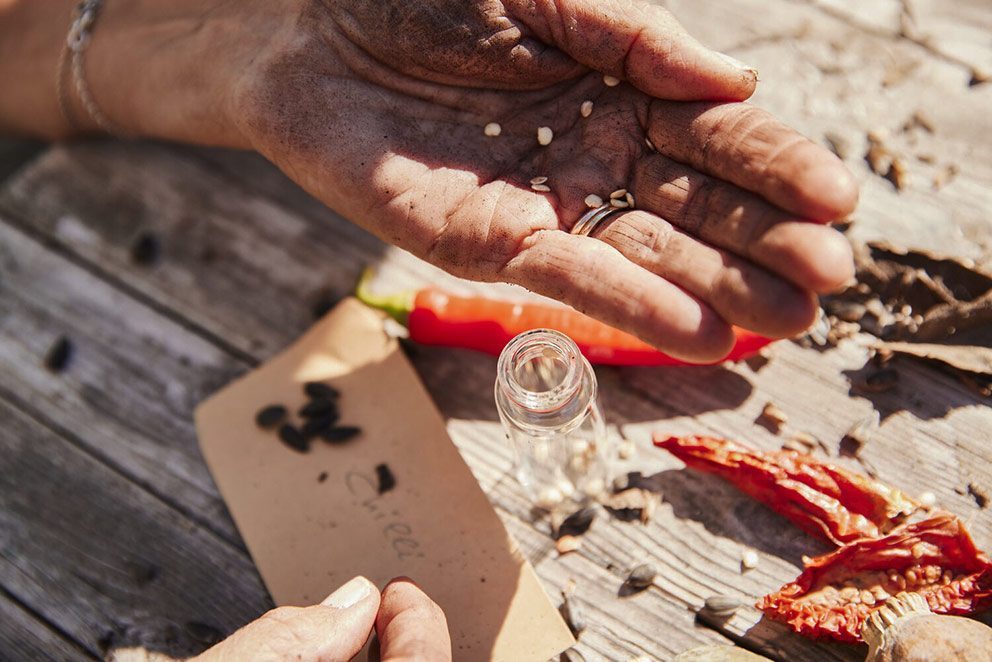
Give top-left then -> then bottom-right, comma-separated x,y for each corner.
531,183 -> 551,192
625,192 -> 635,207
537,126 -> 554,146
580,100 -> 594,118
645,137 -> 655,150
610,188 -> 628,199
610,198 -> 630,208
584,194 -> 604,208
483,122 -> 502,137
530,176 -> 548,185
603,74 -> 621,87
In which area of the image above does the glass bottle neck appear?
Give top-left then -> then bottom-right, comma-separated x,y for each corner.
495,329 -> 597,433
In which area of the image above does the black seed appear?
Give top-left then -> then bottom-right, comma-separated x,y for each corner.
278,424 -> 309,453
557,507 -> 597,538
375,463 -> 396,494
626,563 -> 657,590
304,382 -> 339,399
130,232 -> 160,266
321,425 -> 362,444
299,398 -> 338,418
254,404 -> 287,429
318,471 -> 328,483
184,621 -> 222,645
43,335 -> 73,373
301,413 -> 340,438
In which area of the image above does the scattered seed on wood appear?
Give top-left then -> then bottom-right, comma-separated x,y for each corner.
741,550 -> 759,571
933,163 -> 959,190
375,463 -> 396,494
866,143 -> 892,176
558,506 -> 597,537
556,535 -> 582,555
299,398 -> 338,418
603,74 -> 621,87
304,382 -> 339,399
531,183 -> 552,192
757,402 -> 788,433
321,425 -> 362,444
580,100 -> 594,118
530,176 -> 548,186
824,131 -> 852,160
537,126 -> 554,146
601,488 -> 659,524
318,471 -> 328,483
278,424 -> 309,453
626,564 -> 657,590
610,189 -> 628,199
905,110 -> 936,134
968,482 -> 989,508
302,413 -> 340,438
887,157 -> 910,190
130,232 -> 160,266
841,411 -> 879,457
703,595 -> 742,616
254,404 -> 288,429
918,491 -> 936,508
617,440 -> 636,460
43,335 -> 73,373
609,198 -> 630,209
560,594 -> 586,635
483,122 -> 502,137
584,194 -> 603,208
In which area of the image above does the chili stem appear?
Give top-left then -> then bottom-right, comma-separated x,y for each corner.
354,267 -> 415,326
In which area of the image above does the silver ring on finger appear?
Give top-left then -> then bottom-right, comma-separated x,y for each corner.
571,204 -> 627,237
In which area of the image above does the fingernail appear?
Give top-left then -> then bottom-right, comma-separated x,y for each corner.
716,52 -> 759,79
321,576 -> 373,609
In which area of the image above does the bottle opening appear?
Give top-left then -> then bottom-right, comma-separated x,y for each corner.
498,329 -> 582,413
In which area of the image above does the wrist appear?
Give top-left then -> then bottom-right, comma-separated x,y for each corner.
80,0 -> 298,147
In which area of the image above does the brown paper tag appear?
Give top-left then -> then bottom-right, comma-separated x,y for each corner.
195,298 -> 574,661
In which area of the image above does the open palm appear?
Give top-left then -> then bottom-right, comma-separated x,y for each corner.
234,0 -> 858,361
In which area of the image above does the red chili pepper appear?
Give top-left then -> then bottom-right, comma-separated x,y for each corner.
356,274 -> 773,366
758,514 -> 992,642
653,434 -> 920,545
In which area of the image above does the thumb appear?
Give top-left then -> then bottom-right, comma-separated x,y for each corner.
508,0 -> 757,101
375,578 -> 451,661
195,576 -> 380,662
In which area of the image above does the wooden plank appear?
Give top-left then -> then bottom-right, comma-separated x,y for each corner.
0,218 -> 246,544
0,396 -> 271,659
0,138 -> 44,185
0,590 -> 95,661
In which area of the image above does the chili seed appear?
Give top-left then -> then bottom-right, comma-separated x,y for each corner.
484,122 -> 502,137
919,491 -> 936,508
609,198 -> 629,209
556,535 -> 582,555
968,482 -> 989,508
530,176 -> 548,186
558,506 -> 596,538
625,192 -> 635,208
531,183 -> 552,192
609,188 -> 628,199
302,413 -> 340,438
741,550 -> 759,570
304,382 -> 339,399
626,564 -> 656,590
278,424 -> 309,453
130,232 -> 160,266
580,100 -> 594,118
375,463 -> 396,494
703,595 -> 742,616
299,398 -> 338,418
537,127 -> 554,146
584,194 -> 604,208
43,335 -> 73,373
321,425 -> 362,444
603,74 -> 620,87
255,404 -> 288,429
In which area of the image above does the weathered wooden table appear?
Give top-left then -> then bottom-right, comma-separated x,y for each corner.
2,1 -> 990,660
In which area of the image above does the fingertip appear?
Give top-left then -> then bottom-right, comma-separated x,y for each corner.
797,153 -> 861,221
642,300 -> 735,363
809,230 -> 856,293
755,222 -> 855,294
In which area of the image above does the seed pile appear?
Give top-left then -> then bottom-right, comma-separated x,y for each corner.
254,381 -> 361,454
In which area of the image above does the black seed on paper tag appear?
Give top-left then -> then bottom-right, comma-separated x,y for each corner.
299,398 -> 338,419
304,382 -> 339,400
321,426 -> 361,444
302,413 -> 340,438
44,336 -> 73,373
254,404 -> 287,429
278,424 -> 309,453
130,232 -> 160,266
375,463 -> 396,494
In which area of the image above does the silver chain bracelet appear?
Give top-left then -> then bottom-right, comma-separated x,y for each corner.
57,0 -> 130,137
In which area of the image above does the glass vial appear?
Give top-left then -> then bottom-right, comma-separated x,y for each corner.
495,329 -> 612,511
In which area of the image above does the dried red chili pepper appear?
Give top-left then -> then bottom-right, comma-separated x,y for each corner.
357,275 -> 773,367
758,514 -> 992,642
653,434 -> 919,545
